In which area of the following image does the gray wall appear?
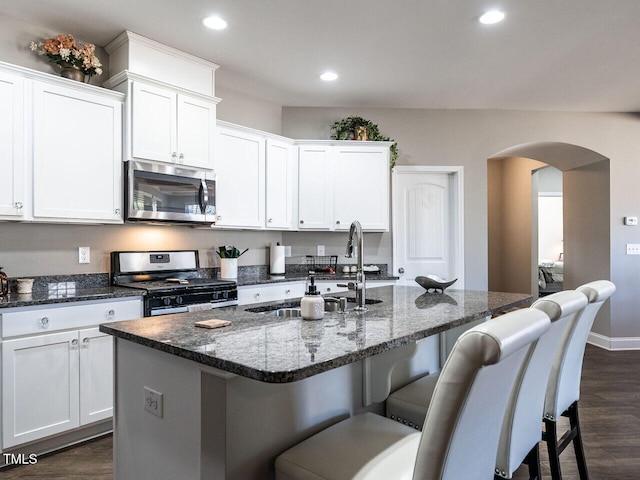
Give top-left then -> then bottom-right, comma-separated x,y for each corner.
282,107 -> 640,340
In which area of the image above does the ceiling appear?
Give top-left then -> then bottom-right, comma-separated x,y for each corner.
3,0 -> 640,112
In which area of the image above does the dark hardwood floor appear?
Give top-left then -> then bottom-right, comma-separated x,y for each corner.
2,344 -> 639,479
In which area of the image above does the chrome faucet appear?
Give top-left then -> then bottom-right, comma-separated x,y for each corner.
340,220 -> 366,311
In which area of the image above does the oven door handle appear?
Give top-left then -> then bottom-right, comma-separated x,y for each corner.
199,180 -> 209,214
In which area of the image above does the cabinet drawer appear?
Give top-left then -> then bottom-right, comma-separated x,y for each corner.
238,282 -> 305,305
1,298 -> 142,338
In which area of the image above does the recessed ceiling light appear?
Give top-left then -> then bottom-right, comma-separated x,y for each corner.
203,16 -> 228,30
320,71 -> 338,82
479,10 -> 505,25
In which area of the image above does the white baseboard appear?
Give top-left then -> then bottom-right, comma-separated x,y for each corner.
588,332 -> 640,350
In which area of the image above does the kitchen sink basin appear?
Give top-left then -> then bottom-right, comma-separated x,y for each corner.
271,308 -> 302,317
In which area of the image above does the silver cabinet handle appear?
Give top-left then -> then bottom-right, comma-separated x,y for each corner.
171,152 -> 178,162
299,220 -> 304,224
82,337 -> 90,347
39,317 -> 49,329
114,208 -> 121,215
254,293 -> 260,300
216,215 -> 222,221
71,338 -> 79,349
107,309 -> 115,319
14,201 -> 23,210
336,220 -> 341,225
285,289 -> 291,294
268,218 -> 273,223
398,268 -> 405,274
178,153 -> 184,163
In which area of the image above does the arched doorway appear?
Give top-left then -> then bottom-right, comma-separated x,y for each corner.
487,142 -> 611,333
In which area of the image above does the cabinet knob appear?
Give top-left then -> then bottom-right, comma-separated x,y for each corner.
107,309 -> 115,319
14,201 -> 23,210
336,220 -> 341,225
299,220 -> 304,224
254,293 -> 260,300
82,337 -> 90,347
398,267 -> 405,274
179,153 -> 185,163
71,338 -> 79,349
171,152 -> 178,162
114,208 -> 121,215
285,289 -> 291,294
39,317 -> 49,329
216,215 -> 222,221
268,218 -> 273,223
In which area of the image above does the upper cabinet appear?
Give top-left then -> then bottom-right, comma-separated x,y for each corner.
213,121 -> 297,230
106,73 -> 219,170
0,61 -> 125,224
32,81 -> 123,223
297,142 -> 391,232
0,70 -> 25,219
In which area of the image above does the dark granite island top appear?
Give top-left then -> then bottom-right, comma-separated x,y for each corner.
100,285 -> 531,383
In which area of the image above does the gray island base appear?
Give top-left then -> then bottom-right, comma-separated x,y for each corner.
100,285 -> 531,479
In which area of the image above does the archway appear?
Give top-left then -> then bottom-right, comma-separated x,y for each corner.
487,142 -> 611,335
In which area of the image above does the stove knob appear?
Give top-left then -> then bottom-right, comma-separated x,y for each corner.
222,291 -> 228,299
176,296 -> 184,305
163,298 -> 172,306
212,292 -> 219,300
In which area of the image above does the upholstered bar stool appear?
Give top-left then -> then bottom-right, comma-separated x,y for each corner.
275,309 -> 550,480
535,280 -> 616,480
494,290 -> 587,480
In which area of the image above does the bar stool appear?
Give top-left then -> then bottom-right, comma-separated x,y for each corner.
494,290 -> 587,480
536,280 -> 615,480
275,309 -> 550,480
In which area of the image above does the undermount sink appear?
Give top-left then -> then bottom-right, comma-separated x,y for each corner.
271,308 -> 302,318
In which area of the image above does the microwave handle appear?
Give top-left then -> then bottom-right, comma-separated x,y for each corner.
199,180 -> 209,214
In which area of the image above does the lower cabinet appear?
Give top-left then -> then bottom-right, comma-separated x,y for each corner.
1,298 -> 142,449
238,282 -> 305,305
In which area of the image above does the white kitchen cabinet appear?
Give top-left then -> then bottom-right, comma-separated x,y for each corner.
266,139 -> 297,230
332,145 -> 390,231
297,141 -> 391,232
214,124 -> 266,228
129,81 -> 216,169
1,297 -> 142,448
32,80 -> 123,223
0,70 -> 25,219
238,282 -> 306,305
297,145 -> 333,230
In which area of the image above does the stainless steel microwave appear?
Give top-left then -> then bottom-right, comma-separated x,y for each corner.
125,161 -> 216,224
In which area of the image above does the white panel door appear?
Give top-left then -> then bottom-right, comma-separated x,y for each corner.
215,126 -> 265,228
333,146 -> 389,231
131,81 -> 177,163
392,167 -> 463,286
0,70 -> 25,218
298,146 -> 332,230
32,81 -> 122,222
2,331 -> 80,448
79,328 -> 114,425
266,139 -> 296,229
177,94 -> 215,169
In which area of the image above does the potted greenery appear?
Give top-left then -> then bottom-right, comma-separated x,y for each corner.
330,116 -> 398,169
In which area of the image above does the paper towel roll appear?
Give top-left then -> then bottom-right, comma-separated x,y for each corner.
270,244 -> 285,275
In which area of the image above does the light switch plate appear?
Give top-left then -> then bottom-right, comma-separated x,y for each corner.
317,245 -> 325,256
626,244 -> 640,255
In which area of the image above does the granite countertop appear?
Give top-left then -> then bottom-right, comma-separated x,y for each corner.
100,285 -> 532,383
0,286 -> 144,309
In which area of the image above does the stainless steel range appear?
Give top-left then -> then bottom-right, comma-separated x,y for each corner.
111,250 -> 238,317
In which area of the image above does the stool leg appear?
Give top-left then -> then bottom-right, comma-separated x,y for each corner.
525,444 -> 541,480
544,418 -> 563,480
568,402 -> 589,480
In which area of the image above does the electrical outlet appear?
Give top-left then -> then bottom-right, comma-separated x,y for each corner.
284,246 -> 291,257
624,216 -> 638,226
78,246 -> 90,264
143,387 -> 163,417
626,244 -> 640,255
317,245 -> 325,256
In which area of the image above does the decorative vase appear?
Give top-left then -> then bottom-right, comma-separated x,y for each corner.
355,126 -> 368,141
59,63 -> 85,82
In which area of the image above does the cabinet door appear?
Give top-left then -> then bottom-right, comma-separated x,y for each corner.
266,139 -> 297,229
332,146 -> 390,231
79,327 -> 114,425
32,81 -> 123,222
215,126 -> 265,228
0,70 -> 25,218
298,146 -> 332,230
131,81 -> 177,163
176,94 -> 216,169
2,331 -> 80,448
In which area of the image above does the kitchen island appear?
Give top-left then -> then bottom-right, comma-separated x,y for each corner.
100,285 -> 531,479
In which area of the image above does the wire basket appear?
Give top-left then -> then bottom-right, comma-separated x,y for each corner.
306,255 -> 338,274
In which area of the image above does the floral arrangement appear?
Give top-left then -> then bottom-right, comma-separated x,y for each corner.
330,116 -> 398,169
30,34 -> 102,78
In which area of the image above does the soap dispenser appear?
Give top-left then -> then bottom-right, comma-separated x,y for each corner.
301,276 -> 324,321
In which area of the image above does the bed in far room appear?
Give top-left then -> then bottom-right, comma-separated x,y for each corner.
538,260 -> 564,296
